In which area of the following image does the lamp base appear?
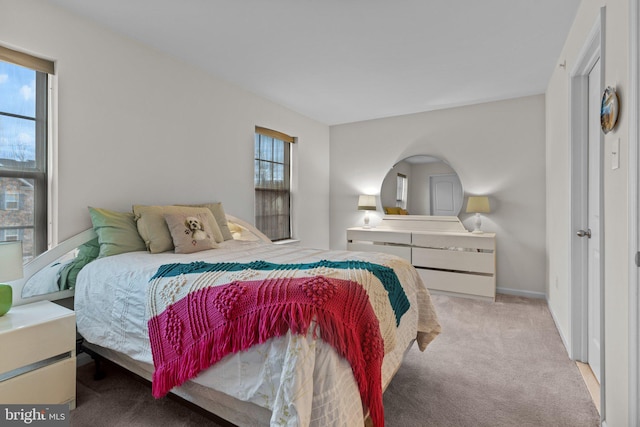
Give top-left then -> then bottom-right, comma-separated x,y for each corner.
363,211 -> 371,229
470,212 -> 484,234
0,284 -> 12,317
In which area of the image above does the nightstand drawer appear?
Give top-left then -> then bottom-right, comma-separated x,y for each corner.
0,357 -> 76,405
0,305 -> 75,374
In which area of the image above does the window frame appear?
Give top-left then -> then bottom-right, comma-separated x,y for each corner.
254,127 -> 295,242
0,46 -> 53,261
396,173 -> 407,209
4,192 -> 19,210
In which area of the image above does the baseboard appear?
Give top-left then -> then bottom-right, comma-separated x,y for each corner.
545,296 -> 572,359
496,287 -> 546,299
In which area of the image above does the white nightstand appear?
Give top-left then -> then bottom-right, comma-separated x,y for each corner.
0,300 -> 76,409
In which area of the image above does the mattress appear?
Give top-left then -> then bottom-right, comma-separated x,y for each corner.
75,239 -> 440,426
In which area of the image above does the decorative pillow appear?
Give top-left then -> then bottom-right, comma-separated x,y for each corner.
164,211 -> 219,254
228,221 -> 261,241
176,202 -> 233,241
58,237 -> 100,290
133,205 -> 223,253
88,207 -> 147,257
384,206 -> 401,214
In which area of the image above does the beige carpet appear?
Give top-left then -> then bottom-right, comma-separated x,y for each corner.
71,294 -> 600,426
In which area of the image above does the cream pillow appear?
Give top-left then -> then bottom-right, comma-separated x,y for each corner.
164,212 -> 219,254
133,205 -> 224,253
176,202 -> 233,241
228,221 -> 261,241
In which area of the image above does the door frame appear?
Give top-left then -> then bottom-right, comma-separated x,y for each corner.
568,8 -> 605,422
629,0 -> 639,425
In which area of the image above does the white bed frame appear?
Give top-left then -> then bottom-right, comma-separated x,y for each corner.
9,215 -> 382,426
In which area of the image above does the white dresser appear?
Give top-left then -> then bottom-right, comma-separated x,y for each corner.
0,300 -> 76,408
347,215 -> 496,300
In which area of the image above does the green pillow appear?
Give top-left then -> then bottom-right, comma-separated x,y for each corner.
89,207 -> 147,257
58,237 -> 100,290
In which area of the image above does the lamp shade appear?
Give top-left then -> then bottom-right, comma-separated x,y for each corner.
357,195 -> 377,211
0,241 -> 24,282
466,196 -> 490,214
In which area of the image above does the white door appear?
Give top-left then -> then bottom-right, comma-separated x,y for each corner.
430,174 -> 463,216
587,57 -> 602,383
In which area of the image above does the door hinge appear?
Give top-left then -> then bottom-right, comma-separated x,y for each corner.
636,251 -> 640,267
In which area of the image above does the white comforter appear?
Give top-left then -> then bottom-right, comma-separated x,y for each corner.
75,239 -> 440,426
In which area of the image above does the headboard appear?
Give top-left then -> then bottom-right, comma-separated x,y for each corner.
10,214 -> 270,308
11,228 -> 98,307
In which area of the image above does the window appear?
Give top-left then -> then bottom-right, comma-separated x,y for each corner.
254,126 -> 294,241
3,229 -> 19,241
4,192 -> 19,210
0,46 -> 54,261
396,173 -> 407,209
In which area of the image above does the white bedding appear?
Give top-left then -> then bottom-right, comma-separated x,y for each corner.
75,239 -> 440,426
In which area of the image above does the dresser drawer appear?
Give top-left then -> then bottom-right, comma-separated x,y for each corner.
412,247 -> 495,274
347,242 -> 412,261
417,268 -> 495,299
0,357 -> 76,405
412,232 -> 495,251
347,228 -> 411,245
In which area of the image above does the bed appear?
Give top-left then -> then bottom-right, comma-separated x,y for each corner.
18,206 -> 441,426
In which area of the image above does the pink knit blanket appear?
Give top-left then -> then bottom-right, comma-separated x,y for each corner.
148,275 -> 386,426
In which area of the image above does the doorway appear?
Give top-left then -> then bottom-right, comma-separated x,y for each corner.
586,57 -> 602,383
569,10 -> 605,420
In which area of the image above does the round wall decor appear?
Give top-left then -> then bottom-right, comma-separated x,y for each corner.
600,86 -> 619,134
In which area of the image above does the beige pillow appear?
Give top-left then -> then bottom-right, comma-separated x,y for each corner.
133,205 -> 224,253
176,202 -> 233,241
164,212 -> 219,254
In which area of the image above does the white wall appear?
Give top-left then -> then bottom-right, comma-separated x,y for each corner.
330,95 -> 547,296
0,0 -> 330,248
545,0 -> 630,424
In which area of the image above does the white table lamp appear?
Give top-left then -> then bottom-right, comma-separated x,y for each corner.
466,196 -> 491,234
358,195 -> 377,228
0,241 -> 23,316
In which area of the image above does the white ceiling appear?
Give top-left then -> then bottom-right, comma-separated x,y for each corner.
46,0 -> 581,125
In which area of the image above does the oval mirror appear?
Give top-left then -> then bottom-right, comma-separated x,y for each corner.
380,155 -> 463,216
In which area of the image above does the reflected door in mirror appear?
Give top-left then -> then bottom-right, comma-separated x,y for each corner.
430,174 -> 463,215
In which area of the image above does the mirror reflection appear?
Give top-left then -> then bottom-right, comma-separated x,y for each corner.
21,249 -> 77,298
380,155 -> 463,216
21,237 -> 99,298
